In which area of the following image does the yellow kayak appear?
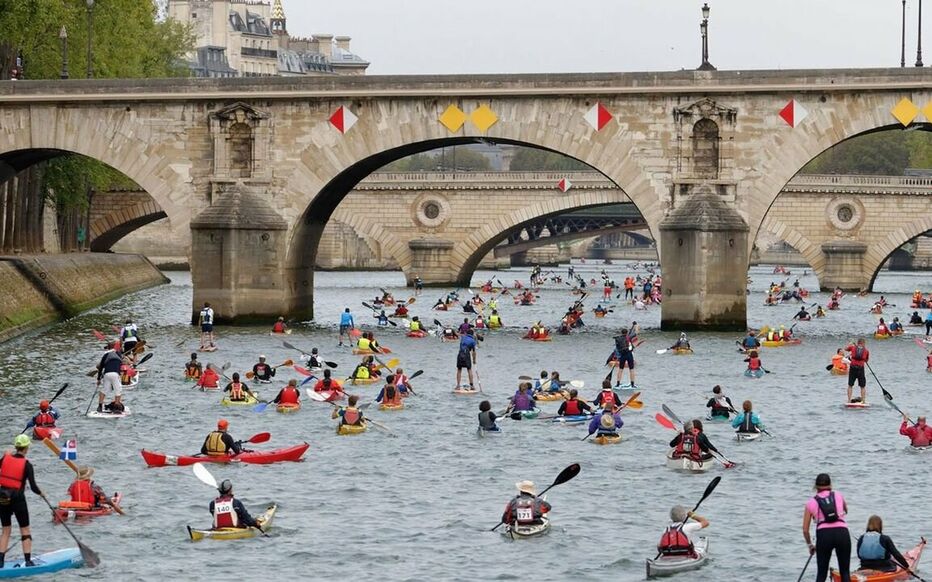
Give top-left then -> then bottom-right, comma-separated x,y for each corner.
761,339 -> 801,347
276,403 -> 301,414
351,377 -> 379,385
379,402 -> 404,411
337,422 -> 368,435
672,348 -> 693,355
874,333 -> 892,340
593,434 -> 622,445
187,504 -> 276,541
220,394 -> 259,407
830,367 -> 847,376
535,391 -> 567,402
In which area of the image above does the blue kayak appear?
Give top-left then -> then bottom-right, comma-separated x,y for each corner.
744,368 -> 765,379
551,415 -> 591,425
0,548 -> 83,578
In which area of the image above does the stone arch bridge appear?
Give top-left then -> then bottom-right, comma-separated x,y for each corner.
2,69 -> 931,329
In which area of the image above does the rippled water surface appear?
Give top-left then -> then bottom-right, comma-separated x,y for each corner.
1,265 -> 931,581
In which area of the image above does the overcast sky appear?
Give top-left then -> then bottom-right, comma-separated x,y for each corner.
281,0 -> 921,75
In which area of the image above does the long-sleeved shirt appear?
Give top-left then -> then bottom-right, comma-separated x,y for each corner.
731,412 -> 763,432
857,533 -> 908,571
588,413 -> 623,435
669,431 -> 719,454
209,497 -> 258,528
900,421 -> 932,447
96,350 -> 123,379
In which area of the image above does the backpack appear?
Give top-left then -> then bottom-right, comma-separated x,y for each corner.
815,493 -> 840,524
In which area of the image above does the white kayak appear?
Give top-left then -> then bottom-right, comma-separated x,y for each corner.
646,537 -> 709,578
122,376 -> 140,390
665,452 -> 713,473
501,516 -> 551,539
86,406 -> 132,419
907,445 -> 932,453
735,431 -> 763,442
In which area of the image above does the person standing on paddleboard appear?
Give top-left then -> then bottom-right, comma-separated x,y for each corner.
802,473 -> 850,582
95,341 -> 124,414
338,308 -> 355,347
198,302 -> 215,350
844,339 -> 869,404
612,328 -> 637,388
0,435 -> 45,568
455,329 -> 477,390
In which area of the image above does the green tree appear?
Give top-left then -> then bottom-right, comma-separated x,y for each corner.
510,148 -> 589,171
800,130 -> 923,175
381,147 -> 491,172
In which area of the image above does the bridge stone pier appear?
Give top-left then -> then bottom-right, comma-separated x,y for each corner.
2,69 -> 931,329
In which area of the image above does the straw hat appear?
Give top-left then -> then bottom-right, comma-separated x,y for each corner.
515,480 -> 536,495
600,414 -> 616,429
78,466 -> 94,480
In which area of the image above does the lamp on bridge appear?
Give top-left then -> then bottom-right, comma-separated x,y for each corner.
59,26 -> 69,80
86,0 -> 94,79
917,0 -> 925,66
698,3 -> 716,71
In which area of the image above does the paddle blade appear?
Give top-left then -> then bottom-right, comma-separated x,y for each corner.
661,404 -> 683,426
281,359 -> 294,367
409,370 -> 424,380
626,399 -> 644,410
550,463 -> 581,488
246,371 -> 256,379
248,432 -> 271,444
137,352 -> 154,366
655,349 -> 667,355
385,358 -> 400,369
79,542 -> 100,568
569,380 -> 585,389
92,330 -> 107,341
192,462 -> 218,489
293,366 -> 311,376
655,413 -> 676,430
51,383 -> 69,401
349,329 -> 362,338
282,341 -> 298,351
252,402 -> 269,413
300,376 -> 316,387
324,361 -> 338,368
698,476 -> 722,505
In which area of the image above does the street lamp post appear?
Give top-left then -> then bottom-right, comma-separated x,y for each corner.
86,0 -> 94,78
59,26 -> 69,79
917,0 -> 924,66
902,0 -> 908,67
698,3 -> 716,71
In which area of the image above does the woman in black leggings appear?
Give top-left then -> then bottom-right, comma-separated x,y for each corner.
802,473 -> 850,582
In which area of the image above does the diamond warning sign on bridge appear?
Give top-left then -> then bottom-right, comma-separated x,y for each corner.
584,103 -> 613,131
557,178 -> 573,193
329,106 -> 358,134
779,99 -> 808,128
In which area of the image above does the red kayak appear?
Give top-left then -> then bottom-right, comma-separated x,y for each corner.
407,330 -> 428,338
53,493 -> 122,522
140,443 -> 309,467
32,427 -> 64,440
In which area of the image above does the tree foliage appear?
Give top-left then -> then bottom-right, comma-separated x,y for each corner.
382,147 -> 491,172
801,129 -> 932,175
509,148 -> 589,171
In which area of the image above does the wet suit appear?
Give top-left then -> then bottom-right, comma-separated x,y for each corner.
0,453 -> 42,530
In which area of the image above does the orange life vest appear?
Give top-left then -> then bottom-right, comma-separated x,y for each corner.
33,411 -> 56,427
278,387 -> 299,405
0,454 -> 26,491
69,479 -> 95,506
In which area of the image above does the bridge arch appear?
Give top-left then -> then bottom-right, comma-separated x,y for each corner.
89,194 -> 167,252
866,217 -> 932,290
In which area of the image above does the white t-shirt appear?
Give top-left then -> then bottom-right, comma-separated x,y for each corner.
669,521 -> 703,542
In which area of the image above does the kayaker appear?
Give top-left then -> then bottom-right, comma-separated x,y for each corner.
185,353 -> 202,380
669,420 -> 718,462
198,302 -> 215,350
305,348 -> 324,370
656,505 -> 709,558
458,318 -> 472,335
201,419 -> 242,457
507,383 -> 537,419
500,481 -> 551,527
731,400 -> 764,433
899,414 -> 932,447
222,373 -> 256,402
455,330 -> 477,390
338,308 -> 355,347
355,333 -> 372,353
271,316 -> 288,334
831,349 -> 849,373
587,406 -> 623,438
909,311 -> 923,325
65,466 -> 107,510
475,315 -> 486,329
488,310 -> 502,329
120,319 -> 140,355
375,375 -> 403,407
593,380 -> 623,408
375,310 -> 389,326
367,333 -> 385,354
252,356 -> 276,382
793,306 -> 811,321
312,369 -> 344,395
25,400 -> 59,430
393,368 -> 411,396
740,331 -> 761,351
705,385 -> 734,420
271,379 -> 301,406
876,318 -> 890,336
95,341 -> 124,414
463,301 -> 477,314
844,339 -> 869,404
533,371 -> 549,392
364,355 -> 382,378
332,394 -> 366,428
855,515 -> 910,573
196,365 -> 221,390
209,479 -> 258,530
408,317 -> 422,333
433,298 -> 447,311
669,333 -> 691,351
541,371 -> 565,393
478,400 -> 500,432
557,389 -> 592,417
744,350 -> 764,374
802,473 -> 850,582
815,305 -> 827,318
414,275 -> 423,295
392,303 -> 409,317
120,358 -> 138,386
889,317 -> 903,332
612,328 -> 637,388
442,326 -> 459,341
0,435 -> 45,568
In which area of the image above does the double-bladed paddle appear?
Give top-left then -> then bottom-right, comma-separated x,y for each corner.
282,341 -> 338,368
582,392 -> 640,441
659,405 -> 736,468
37,494 -> 100,567
245,359 -> 293,380
191,463 -> 270,537
490,463 -> 580,532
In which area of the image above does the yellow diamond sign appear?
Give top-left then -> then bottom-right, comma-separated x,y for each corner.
470,105 -> 499,133
891,98 -> 919,126
439,105 -> 467,133
923,101 -> 932,123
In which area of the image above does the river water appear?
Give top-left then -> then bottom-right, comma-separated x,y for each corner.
1,264 -> 931,581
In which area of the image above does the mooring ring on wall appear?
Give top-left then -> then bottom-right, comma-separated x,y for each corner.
413,194 -> 451,229
826,196 -> 864,232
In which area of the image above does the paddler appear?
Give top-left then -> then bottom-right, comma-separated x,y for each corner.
876,318 -> 890,336
442,326 -> 459,341
815,305 -> 827,318
705,385 -> 733,420
198,302 -> 216,350
332,394 -> 366,428
831,349 -> 849,373
899,414 -> 932,448
65,466 -> 107,510
592,380 -> 623,408
740,331 -> 761,351
201,419 -> 242,457
855,516 -> 910,573
475,315 -> 486,329
533,371 -> 549,392
501,481 -> 551,527
375,375 -> 403,407
433,298 -> 447,311
271,379 -> 301,406
669,332 -> 691,351
669,420 -> 719,462
889,317 -> 903,333
95,341 -> 124,414
355,333 -> 372,353
209,479 -> 259,531
408,316 -> 422,333
222,373 -> 256,402
462,301 -> 477,314
0,435 -> 45,568
612,328 -> 637,388
731,400 -> 764,434
744,350 -> 764,375
351,360 -> 371,381
375,310 -> 389,326
488,310 -> 503,329
304,348 -> 324,370
338,308 -> 355,347
363,355 -> 382,378
196,364 -> 221,390
25,400 -> 59,432
656,505 -> 709,559
413,275 -> 423,295
845,338 -> 869,404
557,389 -> 592,417
312,369 -> 344,395
185,353 -> 203,380
506,382 -> 537,419
802,473 -> 850,582
393,368 -> 411,396
909,311 -> 923,325
458,318 -> 473,335
392,303 -> 409,317
271,316 -> 288,334
587,405 -> 623,438
120,318 -> 141,356
455,329 -> 477,390
793,306 -> 811,321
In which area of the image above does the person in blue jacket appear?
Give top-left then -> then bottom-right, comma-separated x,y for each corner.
741,331 -> 761,351
731,400 -> 764,433
339,308 -> 355,346
588,406 -> 623,438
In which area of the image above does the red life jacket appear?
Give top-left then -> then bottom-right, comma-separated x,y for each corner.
514,496 -> 537,524
748,357 -> 761,371
272,322 -> 285,333
213,495 -> 239,528
382,385 -> 401,405
33,412 -> 56,427
658,526 -> 695,556
0,454 -> 26,491
675,430 -> 702,461
564,399 -> 582,416
343,407 -> 361,425
279,387 -> 299,405
70,479 -> 94,505
600,389 -> 616,406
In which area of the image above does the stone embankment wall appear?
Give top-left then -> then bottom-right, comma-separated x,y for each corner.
0,253 -> 168,343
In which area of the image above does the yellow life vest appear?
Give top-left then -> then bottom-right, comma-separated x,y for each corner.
354,366 -> 370,379
205,431 -> 227,457
489,315 -> 501,327
410,321 -> 420,331
357,337 -> 371,350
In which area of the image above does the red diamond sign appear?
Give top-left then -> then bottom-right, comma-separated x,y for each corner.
557,178 -> 573,193
584,103 -> 613,131
779,99 -> 808,128
329,106 -> 358,134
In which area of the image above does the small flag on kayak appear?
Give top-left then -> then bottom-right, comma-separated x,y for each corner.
60,439 -> 77,461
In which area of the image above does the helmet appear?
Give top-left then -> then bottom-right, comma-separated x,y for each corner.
217,419 -> 229,430
13,434 -> 30,449
218,479 -> 233,494
39,400 -> 49,411
258,355 -> 266,361
311,348 -> 318,354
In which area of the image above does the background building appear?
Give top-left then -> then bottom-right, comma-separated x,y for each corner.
167,0 -> 369,78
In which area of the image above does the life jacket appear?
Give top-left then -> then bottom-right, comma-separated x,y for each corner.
120,364 -> 136,384
279,387 -> 299,405
675,430 -> 702,461
342,407 -> 362,425
739,413 -> 758,433
489,315 -> 501,327
395,306 -> 408,315
356,337 -> 371,351
512,391 -> 533,411
0,454 -> 26,491
205,431 -> 228,457
122,325 -> 138,340
382,385 -> 401,405
69,479 -> 95,506
514,496 -> 537,525
200,308 -> 213,324
598,413 -> 617,434
272,321 -> 285,333
213,495 -> 239,528
747,357 -> 761,370
33,411 -> 56,427
853,346 -> 867,363
600,389 -> 616,407
766,331 -> 776,341
229,382 -> 245,400
354,366 -> 370,380
877,325 -> 888,334
200,369 -> 219,388
478,410 -> 497,430
186,363 -> 202,378
710,397 -> 730,415
409,321 -> 420,331
858,532 -> 886,561
832,354 -> 847,370
563,399 -> 582,416
254,364 -> 271,378
658,526 -> 695,556
614,334 -> 631,355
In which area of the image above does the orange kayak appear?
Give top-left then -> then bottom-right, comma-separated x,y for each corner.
832,539 -> 925,582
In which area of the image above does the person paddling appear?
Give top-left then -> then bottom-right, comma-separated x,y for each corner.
669,420 -> 719,462
222,373 -> 256,402
831,349 -> 849,374
271,379 -> 301,407
669,332 -> 691,351
744,350 -> 764,375
375,375 -> 403,407
95,341 -> 124,414
313,369 -> 344,395
185,353 -> 203,380
455,330 -> 477,390
64,466 -> 107,511
593,380 -> 623,408
209,479 -> 258,531
656,505 -> 709,559
731,400 -> 764,434
802,473 -> 850,582
845,339 -> 869,404
196,364 -> 221,390
612,328 -> 637,388
338,308 -> 355,347
740,331 -> 761,352
557,389 -> 592,417
332,394 -> 366,429
587,405 -> 623,439
201,419 -> 242,457
252,356 -> 275,382
0,435 -> 45,568
506,383 -> 537,419
705,385 -> 733,420
855,515 -> 910,574
899,414 -> 932,448
25,400 -> 59,432
271,316 -> 288,334
500,481 -> 551,528
478,400 -> 500,433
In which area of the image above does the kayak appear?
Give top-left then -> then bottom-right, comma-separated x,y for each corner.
705,414 -> 731,423
551,415 -> 591,425
318,390 -> 345,402
221,394 -> 259,407
501,516 -> 551,539
53,493 -> 122,522
87,406 -> 132,419
406,330 -> 428,338
0,548 -> 83,578
593,433 -> 622,445
510,409 -> 540,420
832,538 -> 925,582
476,427 -> 503,437
735,432 -> 763,442
761,339 -> 802,347
276,403 -> 301,414
874,333 -> 892,340
337,422 -> 367,435
350,377 -> 379,385
122,375 -> 140,389
522,335 -> 552,341
666,452 -> 713,473
269,330 -> 293,336
534,391 -> 566,402
198,384 -> 220,392
140,443 -> 309,467
646,536 -> 709,578
672,348 -> 694,355
188,504 -> 277,541
907,445 -> 932,453
744,368 -> 765,378
352,347 -> 392,355
594,311 -> 607,318
844,401 -> 871,409
32,426 -> 63,440
378,402 -> 404,411
453,387 -> 480,395
830,367 -> 848,375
